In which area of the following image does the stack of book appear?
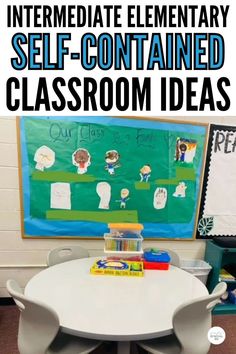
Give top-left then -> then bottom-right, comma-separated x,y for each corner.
219,268 -> 235,282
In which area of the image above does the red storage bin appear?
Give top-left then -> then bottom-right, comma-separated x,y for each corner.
143,261 -> 170,270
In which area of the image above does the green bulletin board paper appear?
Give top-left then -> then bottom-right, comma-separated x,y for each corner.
18,116 -> 208,239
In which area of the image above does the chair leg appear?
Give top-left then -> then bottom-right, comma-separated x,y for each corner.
92,341 -> 116,353
117,341 -> 130,354
130,342 -> 139,354
134,344 -> 149,354
103,341 -> 116,353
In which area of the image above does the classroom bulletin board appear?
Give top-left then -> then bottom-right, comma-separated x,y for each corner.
197,124 -> 236,238
18,116 -> 208,239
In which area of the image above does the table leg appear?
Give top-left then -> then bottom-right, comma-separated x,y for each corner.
117,341 -> 130,354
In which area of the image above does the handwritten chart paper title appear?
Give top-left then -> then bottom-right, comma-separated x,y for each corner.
0,0 -> 236,115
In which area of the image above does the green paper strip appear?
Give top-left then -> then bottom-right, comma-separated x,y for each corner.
46,210 -> 139,223
155,179 -> 179,185
156,167 -> 196,185
135,182 -> 150,190
32,171 -> 96,183
176,167 -> 196,180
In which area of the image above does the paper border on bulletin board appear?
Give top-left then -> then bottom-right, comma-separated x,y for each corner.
17,116 -> 208,240
197,124 -> 236,238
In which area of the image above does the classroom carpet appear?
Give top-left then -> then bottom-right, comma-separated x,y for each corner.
0,305 -> 235,354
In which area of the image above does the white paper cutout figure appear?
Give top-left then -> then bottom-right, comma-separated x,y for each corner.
173,182 -> 187,198
116,188 -> 130,208
139,165 -> 151,182
96,182 -> 111,209
153,188 -> 167,209
175,138 -> 197,163
50,183 -> 71,210
105,150 -> 120,175
72,148 -> 91,174
34,146 -> 55,171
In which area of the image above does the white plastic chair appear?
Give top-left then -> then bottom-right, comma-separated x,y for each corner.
137,282 -> 227,354
144,248 -> 181,268
6,279 -> 102,354
47,246 -> 89,267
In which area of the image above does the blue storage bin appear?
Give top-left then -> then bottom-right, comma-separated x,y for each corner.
143,249 -> 171,263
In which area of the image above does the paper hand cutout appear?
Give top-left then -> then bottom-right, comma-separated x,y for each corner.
50,183 -> 71,210
96,182 -> 111,209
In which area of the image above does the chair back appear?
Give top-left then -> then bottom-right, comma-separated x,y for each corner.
47,245 -> 89,266
144,248 -> 181,267
6,279 -> 60,354
173,282 -> 227,354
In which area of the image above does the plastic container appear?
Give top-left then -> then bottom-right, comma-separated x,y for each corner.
143,249 -> 171,263
104,233 -> 143,254
104,223 -> 144,255
108,223 -> 143,234
143,261 -> 170,270
181,259 -> 212,284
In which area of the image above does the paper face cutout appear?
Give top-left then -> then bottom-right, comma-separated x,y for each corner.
105,150 -> 120,175
34,146 -> 55,171
96,182 -> 111,209
153,188 -> 167,209
50,183 -> 71,210
72,148 -> 91,174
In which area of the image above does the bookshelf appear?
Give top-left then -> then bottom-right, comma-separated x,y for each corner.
205,240 -> 236,315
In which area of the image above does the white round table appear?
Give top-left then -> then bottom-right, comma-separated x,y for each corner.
25,257 -> 208,354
